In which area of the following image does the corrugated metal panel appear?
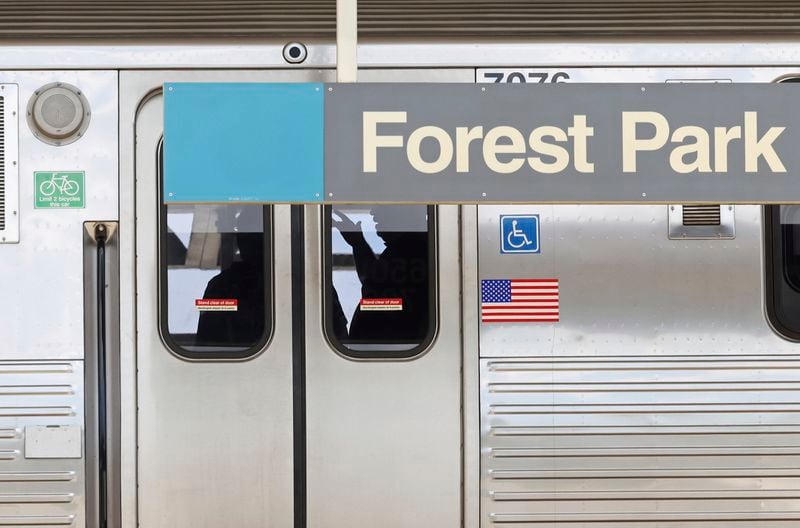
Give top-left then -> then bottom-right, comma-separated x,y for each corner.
0,1 -> 799,39
0,362 -> 85,527
481,357 -> 800,526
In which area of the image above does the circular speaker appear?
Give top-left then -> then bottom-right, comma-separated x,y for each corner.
27,82 -> 91,146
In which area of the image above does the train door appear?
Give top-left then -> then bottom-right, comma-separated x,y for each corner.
303,69 -> 471,528
129,70 -> 329,528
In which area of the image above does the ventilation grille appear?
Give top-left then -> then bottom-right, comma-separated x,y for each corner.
668,204 -> 734,239
0,95 -> 4,232
682,204 -> 721,226
0,1 -> 798,39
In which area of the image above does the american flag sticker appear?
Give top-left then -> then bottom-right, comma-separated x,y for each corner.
481,279 -> 559,323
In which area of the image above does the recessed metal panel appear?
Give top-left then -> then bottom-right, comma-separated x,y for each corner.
25,425 -> 82,459
668,204 -> 735,239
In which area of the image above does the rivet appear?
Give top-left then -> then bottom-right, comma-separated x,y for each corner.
641,87 -> 646,92
482,192 -> 487,197
642,192 -> 647,197
328,192 -> 334,197
328,87 -> 333,92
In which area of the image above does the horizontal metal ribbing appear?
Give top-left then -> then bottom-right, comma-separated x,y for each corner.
0,1 -> 800,39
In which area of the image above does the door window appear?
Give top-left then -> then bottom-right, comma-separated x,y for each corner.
324,205 -> 437,359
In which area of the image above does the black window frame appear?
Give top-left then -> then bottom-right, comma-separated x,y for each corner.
156,140 -> 274,360
765,204 -> 800,341
322,204 -> 439,360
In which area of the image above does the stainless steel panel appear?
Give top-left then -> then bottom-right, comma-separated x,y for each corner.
0,71 -> 118,362
305,205 -> 463,528
478,205 -> 796,358
478,204 -> 800,525
481,356 -> 800,526
119,68 -> 337,528
131,69 -> 343,528
0,361 -> 85,527
304,67 -> 468,528
476,66 -> 796,83
462,205 -> 481,528
5,44 -> 800,70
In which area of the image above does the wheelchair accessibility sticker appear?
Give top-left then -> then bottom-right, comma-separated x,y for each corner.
500,215 -> 540,254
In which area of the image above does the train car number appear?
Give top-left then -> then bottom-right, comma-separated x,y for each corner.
478,70 -> 571,84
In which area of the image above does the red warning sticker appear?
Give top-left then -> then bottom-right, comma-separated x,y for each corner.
195,299 -> 239,312
359,298 -> 403,311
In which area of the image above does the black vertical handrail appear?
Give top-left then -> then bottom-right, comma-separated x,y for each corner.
94,223 -> 109,528
291,206 -> 307,528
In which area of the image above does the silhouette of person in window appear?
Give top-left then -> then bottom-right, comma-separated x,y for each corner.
196,208 -> 265,347
332,206 -> 429,343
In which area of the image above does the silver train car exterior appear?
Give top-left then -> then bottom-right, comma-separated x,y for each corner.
2,2 -> 800,527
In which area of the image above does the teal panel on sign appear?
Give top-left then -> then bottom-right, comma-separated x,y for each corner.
164,82 -> 324,203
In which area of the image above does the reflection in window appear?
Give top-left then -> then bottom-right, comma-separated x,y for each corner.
326,205 -> 436,358
162,204 -> 270,358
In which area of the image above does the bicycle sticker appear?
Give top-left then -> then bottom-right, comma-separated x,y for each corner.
360,298 -> 403,311
500,215 -> 540,254
34,171 -> 85,209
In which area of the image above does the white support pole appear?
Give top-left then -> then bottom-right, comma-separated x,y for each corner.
337,0 -> 358,82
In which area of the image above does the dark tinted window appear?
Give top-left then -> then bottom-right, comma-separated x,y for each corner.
766,205 -> 800,340
158,146 -> 272,359
324,205 -> 436,359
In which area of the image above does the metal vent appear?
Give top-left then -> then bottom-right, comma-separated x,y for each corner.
669,204 -> 734,240
682,204 -> 721,226
0,84 -> 18,244
0,1 -> 799,39
0,95 -> 4,232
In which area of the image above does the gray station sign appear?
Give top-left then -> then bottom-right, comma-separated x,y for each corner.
324,83 -> 798,203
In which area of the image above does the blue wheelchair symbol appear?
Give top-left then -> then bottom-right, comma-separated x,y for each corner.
500,215 -> 540,254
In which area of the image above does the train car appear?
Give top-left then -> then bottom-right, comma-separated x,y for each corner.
1,1 -> 800,527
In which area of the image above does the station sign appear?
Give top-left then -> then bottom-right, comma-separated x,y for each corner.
164,82 -> 800,204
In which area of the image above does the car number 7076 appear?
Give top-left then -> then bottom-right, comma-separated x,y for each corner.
479,70 -> 571,83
